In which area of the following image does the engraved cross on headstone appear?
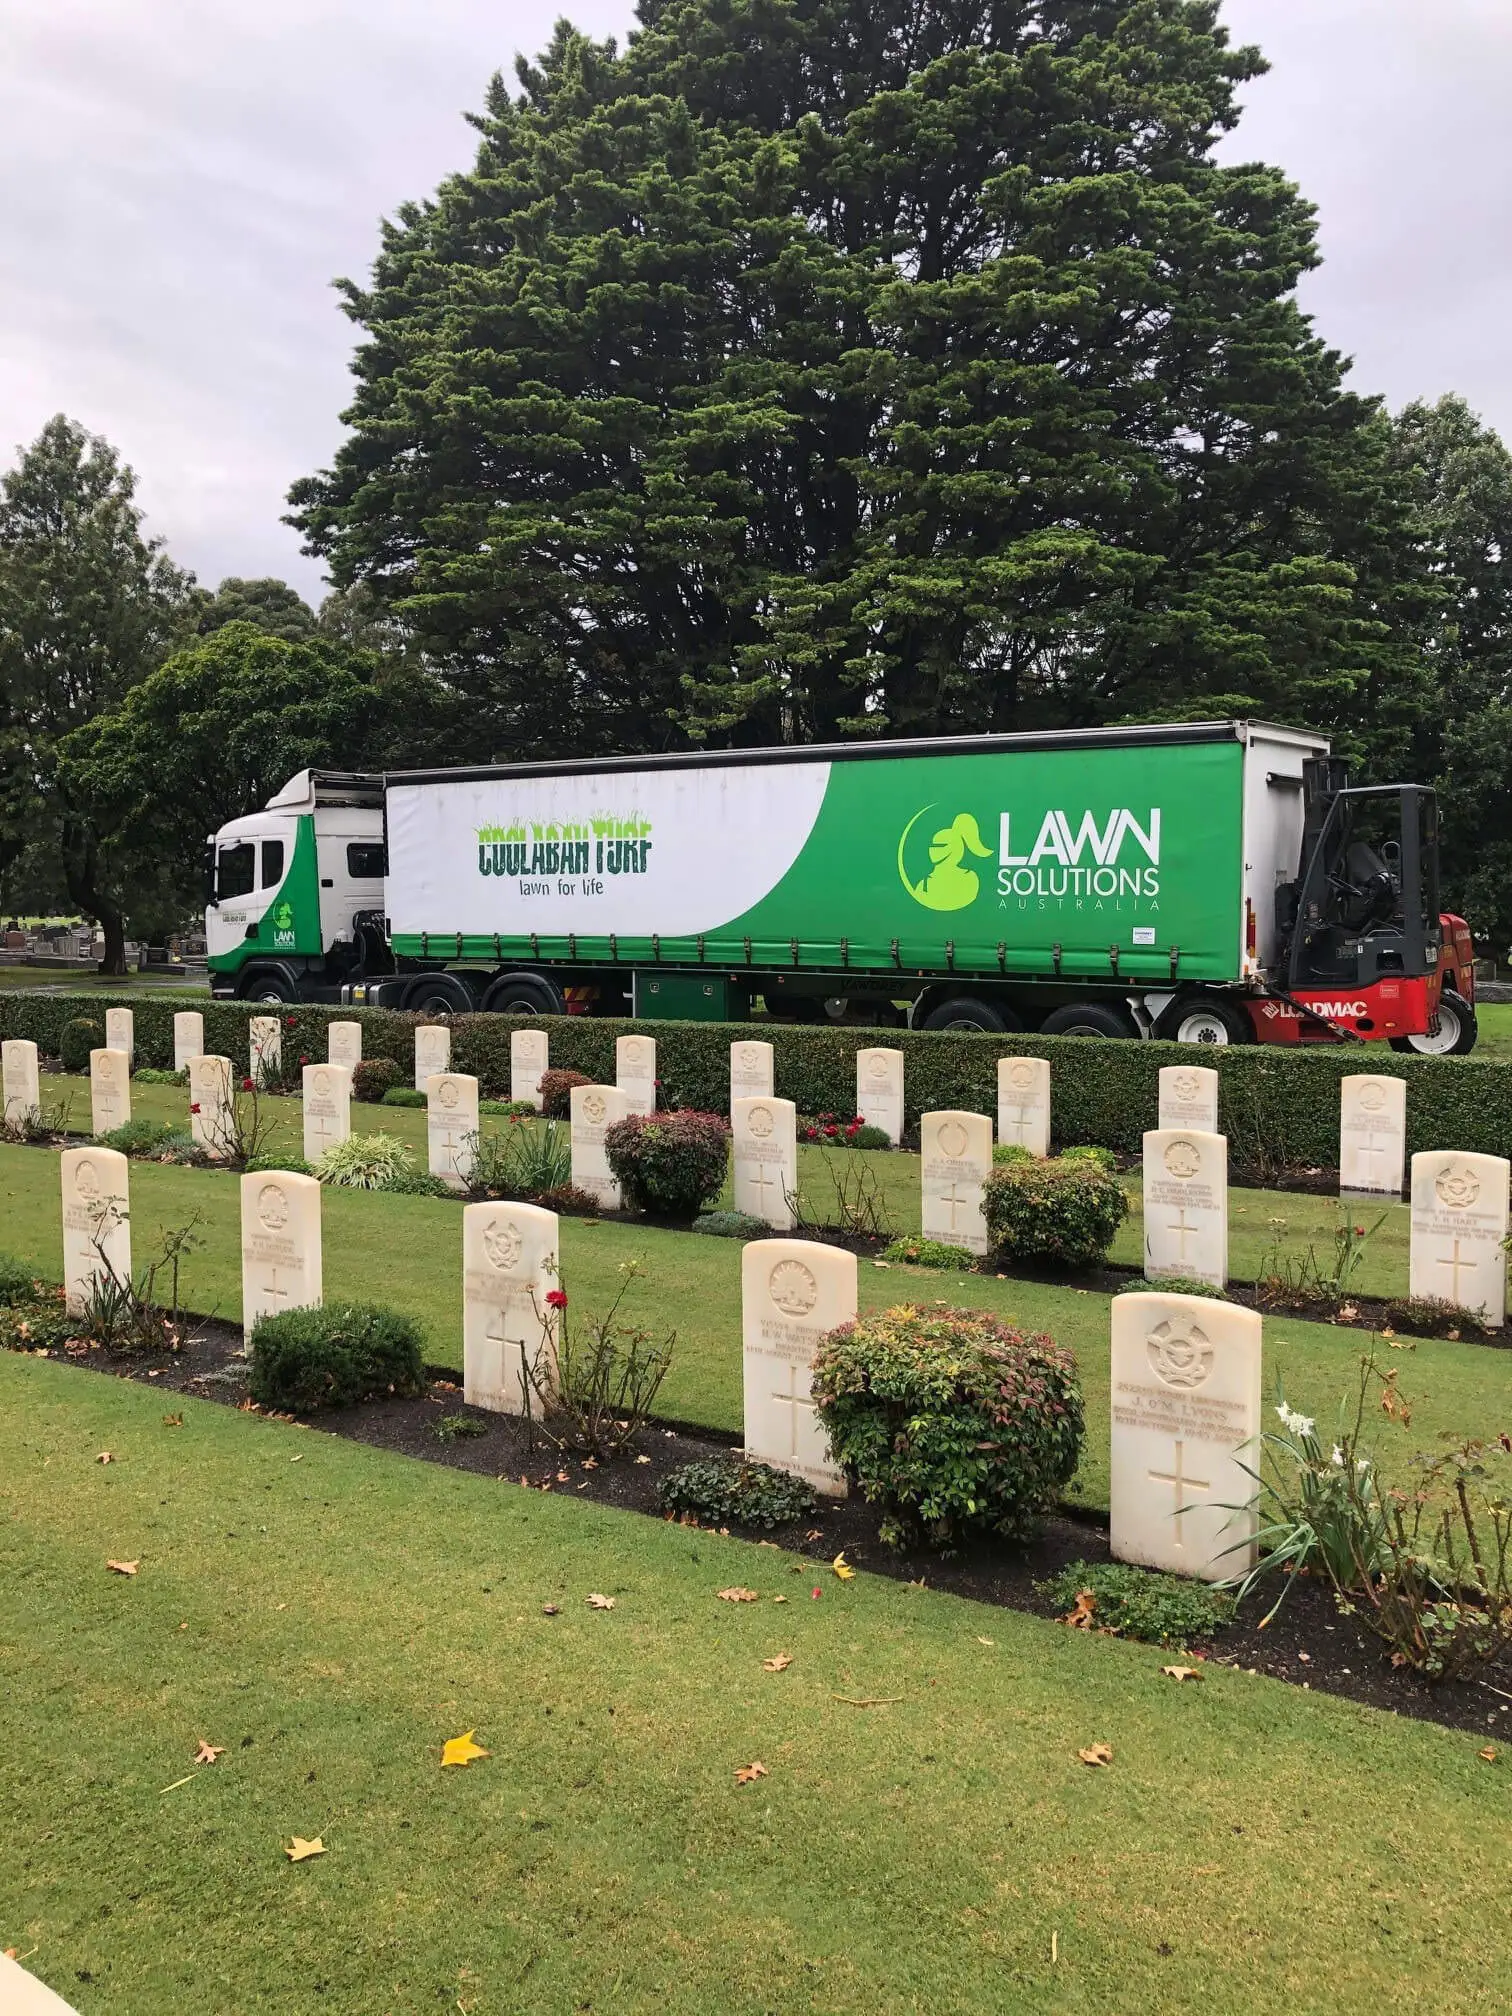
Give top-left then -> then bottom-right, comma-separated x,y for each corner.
940,1181 -> 970,1229
1166,1206 -> 1199,1262
308,1109 -> 337,1152
750,1158 -> 782,1216
1147,1440 -> 1211,1550
770,1359 -> 816,1457
1436,1238 -> 1473,1305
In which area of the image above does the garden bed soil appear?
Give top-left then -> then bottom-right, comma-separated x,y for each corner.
43,1317 -> 1512,1741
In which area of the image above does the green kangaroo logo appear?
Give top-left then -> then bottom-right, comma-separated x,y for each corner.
898,807 -> 992,912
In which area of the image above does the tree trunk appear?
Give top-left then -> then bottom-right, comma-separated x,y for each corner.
96,904 -> 128,976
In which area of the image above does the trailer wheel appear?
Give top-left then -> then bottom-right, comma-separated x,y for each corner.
1158,996 -> 1254,1046
1391,988 -> 1478,1056
1039,1001 -> 1138,1039
403,973 -> 475,1015
481,971 -> 565,1017
919,995 -> 1020,1034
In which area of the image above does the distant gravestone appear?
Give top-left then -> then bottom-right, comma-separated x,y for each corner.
1340,1074 -> 1406,1199
89,1049 -> 131,1135
1110,1290 -> 1261,1581
302,1063 -> 352,1164
428,1072 -> 480,1188
1158,1064 -> 1219,1136
511,1028 -> 548,1110
996,1057 -> 1050,1157
730,1039 -> 774,1110
188,1055 -> 235,1161
463,1201 -> 560,1415
741,1237 -> 854,1497
1409,1151 -> 1510,1326
240,1171 -> 322,1341
855,1047 -> 903,1146
104,1006 -> 134,1063
920,1110 -> 993,1255
173,1011 -> 204,1073
327,1020 -> 362,1070
570,1084 -> 629,1208
2,1038 -> 40,1128
732,1095 -> 798,1231
250,1015 -> 282,1089
415,1023 -> 450,1091
1142,1129 -> 1228,1288
61,1145 -> 131,1316
616,1034 -> 657,1118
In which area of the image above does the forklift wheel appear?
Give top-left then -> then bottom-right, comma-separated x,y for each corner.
1390,988 -> 1478,1056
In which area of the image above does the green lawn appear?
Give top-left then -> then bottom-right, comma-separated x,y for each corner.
1473,1000 -> 1512,1062
2,1141 -> 1503,1518
4,1352 -> 1511,2014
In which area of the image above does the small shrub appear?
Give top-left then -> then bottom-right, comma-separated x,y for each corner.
380,1085 -> 428,1108
880,1236 -> 977,1271
0,1254 -> 55,1306
433,1411 -> 488,1442
314,1133 -> 417,1190
798,1113 -> 891,1150
659,1456 -> 817,1529
248,1301 -> 426,1413
811,1305 -> 1083,1547
388,1170 -> 457,1198
992,1142 -> 1036,1166
538,1067 -> 591,1117
532,1182 -> 603,1216
983,1156 -> 1128,1270
470,1118 -> 572,1200
0,1296 -> 81,1352
1059,1143 -> 1117,1173
98,1118 -> 198,1161
604,1110 -> 729,1218
691,1210 -> 771,1240
1036,1560 -> 1234,1646
519,1262 -> 673,1459
243,1149 -> 314,1176
353,1057 -> 403,1103
133,1066 -> 187,1086
1382,1294 -> 1490,1339
59,1016 -> 101,1073
1115,1275 -> 1231,1302
480,1097 -> 541,1118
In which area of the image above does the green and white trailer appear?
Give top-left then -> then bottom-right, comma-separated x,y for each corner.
205,721 -> 1469,1050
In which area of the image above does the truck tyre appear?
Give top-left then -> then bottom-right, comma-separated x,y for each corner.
237,969 -> 296,1004
919,995 -> 1020,1034
403,973 -> 475,1015
1039,1001 -> 1138,1040
481,971 -> 565,1018
1391,988 -> 1478,1056
1158,995 -> 1254,1046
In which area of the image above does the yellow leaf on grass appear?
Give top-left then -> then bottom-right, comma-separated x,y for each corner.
718,1586 -> 759,1604
832,1552 -> 855,1581
441,1731 -> 490,1769
586,1593 -> 615,1610
285,1836 -> 325,1862
162,1413 -> 184,1428
95,1451 -> 114,1465
194,1740 -> 224,1764
734,1760 -> 769,1786
762,1653 -> 793,1672
106,1559 -> 139,1576
1064,1590 -> 1097,1630
1161,1666 -> 1203,1683
1479,1746 -> 1499,1764
1078,1743 -> 1113,1767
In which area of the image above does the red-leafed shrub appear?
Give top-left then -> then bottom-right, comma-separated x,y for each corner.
603,1109 -> 730,1219
538,1068 -> 591,1117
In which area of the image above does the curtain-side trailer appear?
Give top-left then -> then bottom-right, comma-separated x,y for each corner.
204,721 -> 1477,1052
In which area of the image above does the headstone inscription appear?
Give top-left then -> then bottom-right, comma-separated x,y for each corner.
188,1055 -> 235,1161
173,1011 -> 204,1072
919,1110 -> 993,1255
61,1145 -> 131,1316
89,1048 -> 130,1135
327,1020 -> 362,1070
1339,1074 -> 1406,1199
240,1171 -> 322,1340
415,1023 -> 450,1091
730,1039 -> 774,1110
741,1237 -> 855,1497
1141,1129 -> 1228,1288
1409,1151 -> 1510,1326
1157,1064 -> 1219,1135
732,1096 -> 798,1231
855,1047 -> 904,1146
463,1201 -> 560,1415
302,1063 -> 352,1163
616,1034 -> 657,1118
2,1038 -> 40,1129
996,1057 -> 1050,1156
511,1028 -> 548,1110
569,1084 -> 629,1207
428,1072 -> 480,1188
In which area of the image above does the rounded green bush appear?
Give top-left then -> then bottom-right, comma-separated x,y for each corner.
604,1110 -> 729,1218
1059,1143 -> 1117,1173
658,1456 -> 817,1530
248,1302 -> 426,1413
380,1085 -> 428,1108
1115,1275 -> 1230,1302
353,1057 -> 403,1102
59,1016 -> 101,1074
879,1236 -> 976,1271
982,1156 -> 1128,1270
691,1210 -> 771,1240
811,1304 -> 1083,1547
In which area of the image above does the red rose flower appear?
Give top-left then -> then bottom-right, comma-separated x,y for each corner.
285,1015 -> 297,1028
190,1102 -> 201,1114
299,1054 -> 309,1065
241,1076 -> 254,1091
545,1289 -> 568,1310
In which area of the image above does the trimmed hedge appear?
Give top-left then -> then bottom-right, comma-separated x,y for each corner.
2,990 -> 1507,1177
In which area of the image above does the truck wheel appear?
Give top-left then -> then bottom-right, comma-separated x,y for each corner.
1039,1001 -> 1137,1039
238,971 -> 295,1004
920,996 -> 1020,1034
403,973 -> 475,1015
1391,988 -> 1478,1056
482,972 -> 565,1017
1158,996 -> 1254,1046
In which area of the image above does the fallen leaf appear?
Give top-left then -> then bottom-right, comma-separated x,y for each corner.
831,1693 -> 903,1707
1078,1743 -> 1113,1767
1480,1746 -> 1499,1764
441,1731 -> 490,1769
762,1653 -> 793,1672
635,1454 -> 652,1465
832,1552 -> 856,1581
717,1586 -> 759,1604
541,1603 -> 561,1616
162,1412 -> 184,1428
1064,1590 -> 1097,1630
586,1593 -> 615,1611
772,1595 -> 788,1604
1161,1665 -> 1203,1683
733,1760 -> 769,1786
106,1559 -> 139,1576
194,1740 -> 225,1764
975,1635 -> 995,1647
285,1836 -> 325,1861
95,1451 -> 114,1465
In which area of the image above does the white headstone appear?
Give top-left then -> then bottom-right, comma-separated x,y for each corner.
302,1063 -> 352,1164
730,1039 -> 774,1110
732,1096 -> 798,1231
1409,1151 -> 1510,1326
1340,1074 -> 1406,1199
2,1038 -> 41,1128
996,1056 -> 1050,1157
511,1028 -> 549,1109
89,1048 -> 131,1135
1158,1064 -> 1219,1135
1,1946 -> 87,2014
240,1170 -> 322,1341
1110,1290 -> 1262,1581
173,1011 -> 204,1073
616,1034 -> 657,1118
104,1006 -> 134,1062
428,1071 -> 480,1188
327,1020 -> 362,1069
1142,1129 -> 1228,1287
570,1083 -> 629,1208
920,1110 -> 993,1254
188,1055 -> 235,1161
415,1023 -> 451,1091
250,1015 -> 282,1089
856,1047 -> 903,1146
463,1201 -> 560,1415
61,1145 -> 131,1317
741,1237 -> 854,1498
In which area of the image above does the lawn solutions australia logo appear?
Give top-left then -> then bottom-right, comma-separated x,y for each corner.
476,814 -> 653,898
898,804 -> 1163,917
269,899 -> 296,949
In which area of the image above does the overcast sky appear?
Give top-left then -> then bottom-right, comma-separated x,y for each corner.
2,0 -> 1508,600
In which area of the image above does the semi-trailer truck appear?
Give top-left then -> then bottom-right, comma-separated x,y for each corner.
204,720 -> 1477,1053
